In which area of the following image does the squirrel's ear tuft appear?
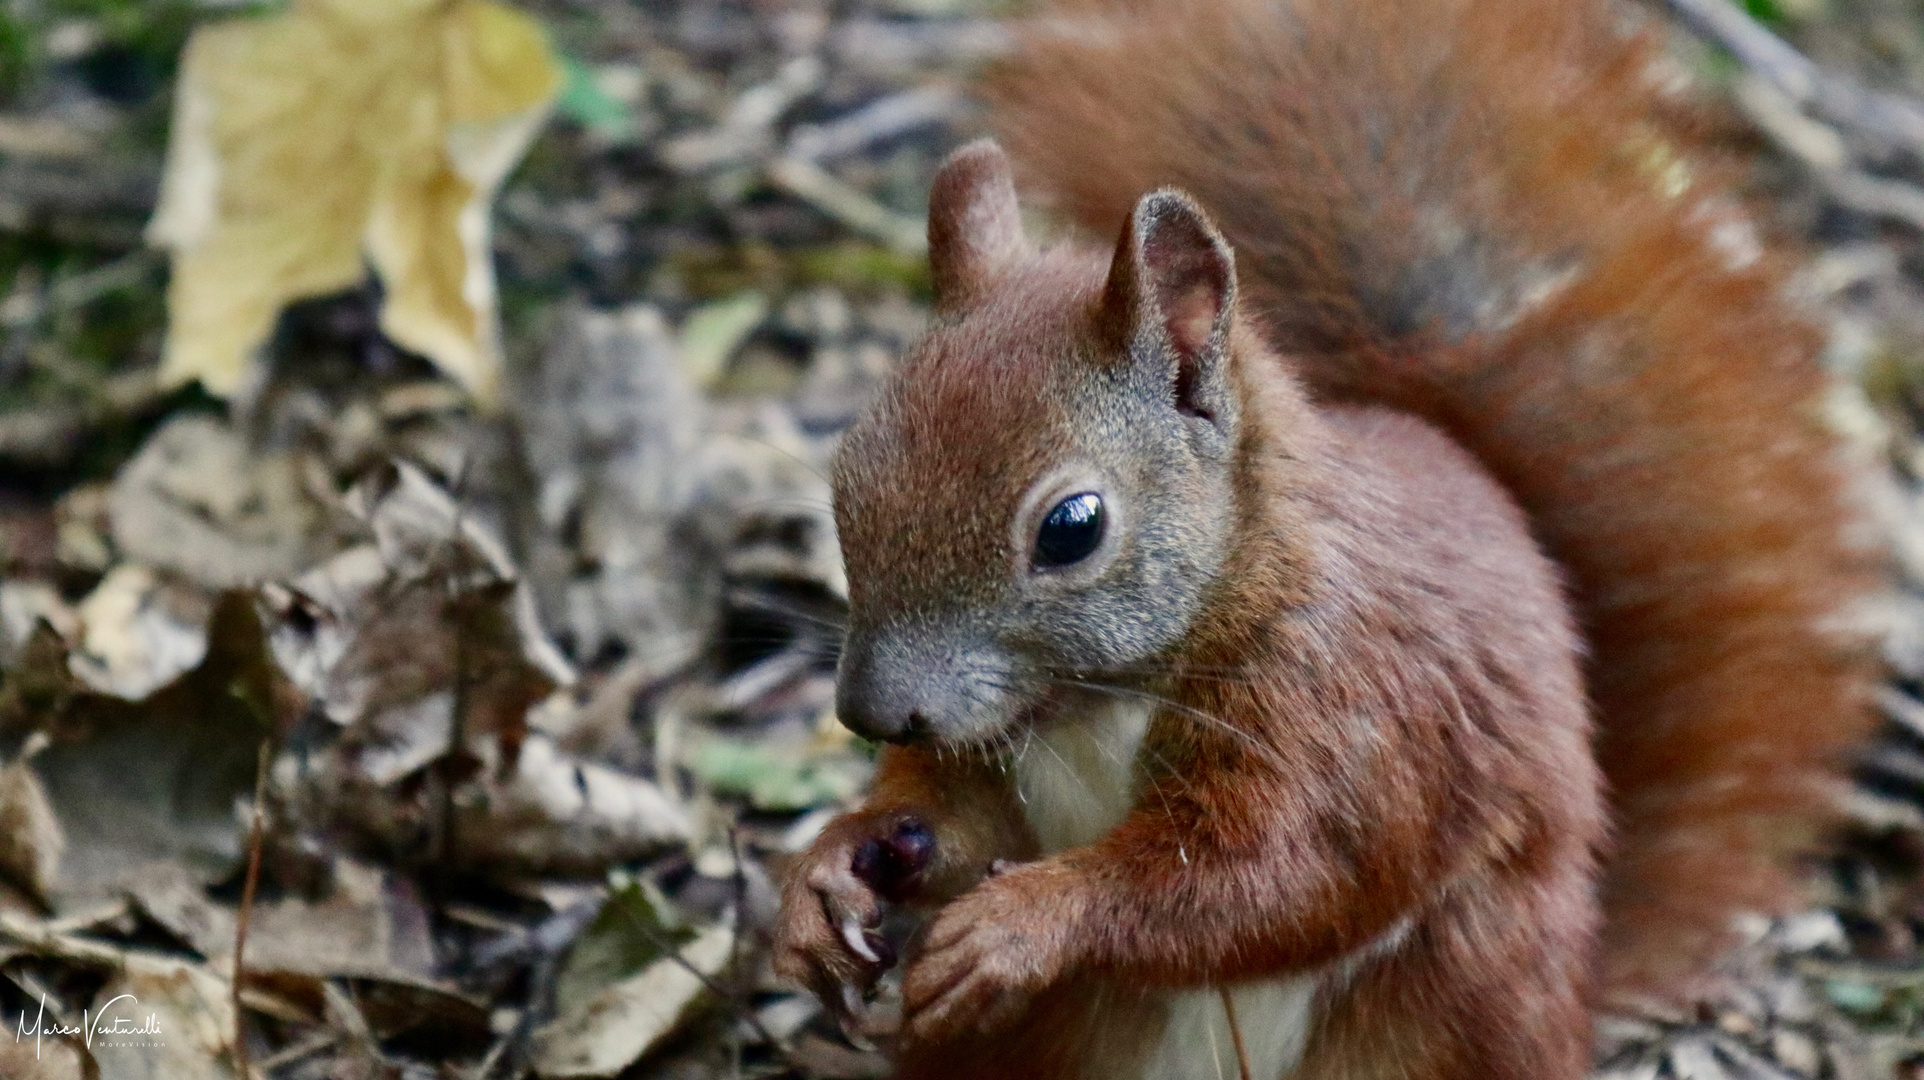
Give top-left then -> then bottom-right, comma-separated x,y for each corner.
928,139 -> 1028,314
1101,190 -> 1238,420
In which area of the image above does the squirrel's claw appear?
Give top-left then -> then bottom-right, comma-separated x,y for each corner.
774,809 -> 937,1036
841,915 -> 880,963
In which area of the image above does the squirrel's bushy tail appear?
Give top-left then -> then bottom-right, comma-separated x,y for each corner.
989,0 -> 1880,999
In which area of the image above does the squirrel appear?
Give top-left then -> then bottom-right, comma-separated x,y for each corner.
770,0 -> 1881,1076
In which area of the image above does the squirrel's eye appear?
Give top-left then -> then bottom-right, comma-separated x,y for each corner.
1034,493 -> 1105,568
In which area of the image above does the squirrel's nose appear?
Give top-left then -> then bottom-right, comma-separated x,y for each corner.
838,699 -> 929,744
836,635 -> 986,744
835,657 -> 933,744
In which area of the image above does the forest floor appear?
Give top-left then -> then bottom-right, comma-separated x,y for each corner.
0,1 -> 1921,1078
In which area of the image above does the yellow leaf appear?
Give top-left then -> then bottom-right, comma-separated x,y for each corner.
148,0 -> 562,408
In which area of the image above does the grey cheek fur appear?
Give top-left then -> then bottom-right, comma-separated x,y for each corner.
1022,365 -> 1236,673
1030,491 -> 1229,669
832,355 -> 1240,749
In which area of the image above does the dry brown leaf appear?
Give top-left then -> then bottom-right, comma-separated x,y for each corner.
0,1033 -> 88,1080
530,923 -> 735,1078
87,953 -> 240,1080
0,735 -> 63,903
259,464 -> 689,872
31,592 -> 289,907
128,858 -> 438,984
276,731 -> 693,876
263,461 -> 572,747
0,582 -> 78,663
108,415 -> 334,589
68,565 -> 213,701
148,0 -> 562,406
448,733 -> 693,871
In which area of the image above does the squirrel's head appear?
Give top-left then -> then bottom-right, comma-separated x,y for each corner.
830,140 -> 1248,748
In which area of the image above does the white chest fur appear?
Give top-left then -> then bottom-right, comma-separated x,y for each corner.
1013,696 -> 1152,854
1010,696 -> 1318,1080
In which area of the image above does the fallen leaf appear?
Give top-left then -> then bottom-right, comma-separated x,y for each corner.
343,974 -> 492,1047
0,581 -> 78,663
131,858 -> 437,984
554,56 -> 647,142
678,290 -> 769,389
1825,978 -> 1887,1015
0,1033 -> 87,1080
530,922 -> 734,1078
685,731 -> 866,812
279,731 -> 692,875
262,461 -> 571,748
0,624 -> 84,743
697,407 -> 845,600
33,592 -> 288,906
260,464 -> 688,872
109,415 -> 334,589
515,304 -> 718,668
0,734 -> 63,904
68,565 -> 212,701
1667,1037 -> 1729,1080
88,953 -> 241,1080
449,733 -> 693,871
122,862 -> 236,960
149,0 -> 562,405
551,879 -> 692,1020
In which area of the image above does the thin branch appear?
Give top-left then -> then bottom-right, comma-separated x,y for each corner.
255,1030 -> 338,1074
613,903 -> 797,1070
1218,988 -> 1253,1080
728,827 -> 749,1079
232,740 -> 272,1080
1662,0 -> 1924,154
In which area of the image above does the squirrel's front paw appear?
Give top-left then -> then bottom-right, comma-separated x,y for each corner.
902,862 -> 1085,1042
773,812 -> 935,1021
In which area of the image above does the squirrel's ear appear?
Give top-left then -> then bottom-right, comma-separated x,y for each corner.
928,139 -> 1028,314
1100,190 -> 1237,420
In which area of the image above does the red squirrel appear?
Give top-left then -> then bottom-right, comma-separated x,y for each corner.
771,0 -> 1880,1075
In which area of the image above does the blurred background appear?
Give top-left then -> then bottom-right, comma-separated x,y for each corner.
0,1 -> 1920,1077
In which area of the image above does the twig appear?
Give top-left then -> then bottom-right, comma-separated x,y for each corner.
767,156 -> 928,256
729,828 -> 748,1079
1702,24 -> 1924,234
662,55 -> 826,174
613,902 -> 796,1068
431,450 -> 479,870
785,86 -> 963,163
0,157 -> 156,247
1824,170 -> 1924,234
1217,988 -> 1253,1080
1662,0 -> 1924,154
0,911 -> 127,966
254,1030 -> 338,1073
471,1033 -> 512,1080
1732,73 -> 1924,227
45,249 -> 161,314
233,740 -> 272,1080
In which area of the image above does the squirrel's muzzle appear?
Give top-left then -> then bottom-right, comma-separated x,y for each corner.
835,628 -> 1013,745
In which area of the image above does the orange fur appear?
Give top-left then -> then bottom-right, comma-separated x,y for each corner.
988,0 -> 1880,999
770,1 -> 1882,1074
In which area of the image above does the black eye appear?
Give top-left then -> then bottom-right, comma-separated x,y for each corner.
1033,493 -> 1105,568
